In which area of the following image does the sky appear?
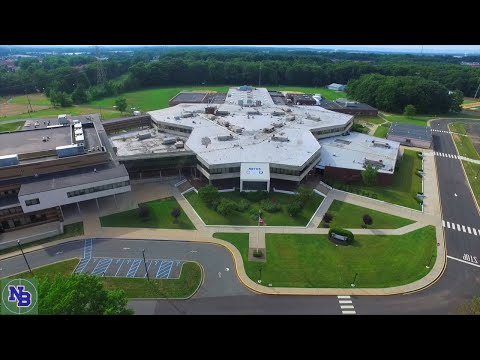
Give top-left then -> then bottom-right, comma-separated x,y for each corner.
6,45 -> 480,54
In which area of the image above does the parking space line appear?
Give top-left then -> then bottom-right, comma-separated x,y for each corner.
74,258 -> 91,274
91,258 -> 113,276
156,260 -> 174,279
474,228 -> 478,236
115,259 -> 125,277
126,259 -> 142,278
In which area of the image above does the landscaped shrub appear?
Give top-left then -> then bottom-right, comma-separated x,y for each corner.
372,193 -> 378,199
235,199 -> 250,212
246,191 -> 269,202
363,214 -> 373,226
171,207 -> 181,223
328,228 -> 354,244
260,199 -> 281,213
253,249 -> 263,258
198,184 -> 220,209
287,201 -> 302,217
249,208 -> 262,221
323,212 -> 333,223
217,199 -> 237,216
138,205 -> 150,221
297,185 -> 313,204
322,223 -> 330,228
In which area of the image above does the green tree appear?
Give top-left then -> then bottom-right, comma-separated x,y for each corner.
287,201 -> 302,217
297,185 -> 313,204
115,97 -> 128,113
450,89 -> 464,112
361,164 -> 378,186
403,104 -> 416,117
38,274 -> 133,315
217,199 -> 237,216
71,87 -> 89,104
198,184 -> 220,208
456,296 -> 480,315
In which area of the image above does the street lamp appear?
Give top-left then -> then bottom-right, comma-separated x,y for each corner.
17,240 -> 33,276
351,272 -> 358,287
142,248 -> 150,281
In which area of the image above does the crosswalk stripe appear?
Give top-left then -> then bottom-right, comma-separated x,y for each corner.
340,305 -> 354,309
457,224 -> 461,231
339,300 -> 352,304
342,311 -> 356,314
473,228 -> 477,236
462,225 -> 466,232
442,220 -> 445,227
337,296 -> 351,299
468,227 -> 472,234
447,221 -> 450,229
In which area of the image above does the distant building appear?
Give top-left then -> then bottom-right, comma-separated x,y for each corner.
387,122 -> 432,149
319,99 -> 378,116
168,92 -> 209,107
327,83 -> 346,91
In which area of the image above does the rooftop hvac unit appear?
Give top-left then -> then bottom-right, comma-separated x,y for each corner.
0,154 -> 19,168
217,119 -> 230,127
272,111 -> 285,116
272,135 -> 289,142
231,126 -> 243,134
137,132 -> 152,140
175,141 -> 184,148
181,113 -> 193,118
263,127 -> 275,133
272,122 -> 283,128
218,134 -> 234,141
285,115 -> 296,121
162,137 -> 176,145
74,123 -> 82,129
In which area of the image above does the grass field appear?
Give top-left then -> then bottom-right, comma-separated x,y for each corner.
100,197 -> 195,230
5,259 -> 202,299
0,222 -> 84,257
373,124 -> 390,138
9,93 -> 52,106
325,149 -> 422,210
319,200 -> 415,229
0,121 -> 25,132
88,86 -> 233,111
449,122 -> 468,135
0,106 -> 122,122
380,112 -> 480,126
355,116 -> 385,125
213,232 -> 250,264
450,130 -> 479,160
218,227 -> 436,288
266,86 -> 347,101
185,191 -> 324,226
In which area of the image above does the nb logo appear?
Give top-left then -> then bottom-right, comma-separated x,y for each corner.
8,285 -> 32,307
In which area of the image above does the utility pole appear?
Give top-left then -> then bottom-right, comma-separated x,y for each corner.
95,46 -> 107,119
17,240 -> 33,275
474,80 -> 480,99
142,248 -> 150,281
258,63 -> 262,88
25,90 -> 33,117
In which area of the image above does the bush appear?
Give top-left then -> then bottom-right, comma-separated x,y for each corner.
235,199 -> 250,212
253,249 -> 263,258
246,191 -> 269,202
322,223 -> 330,228
138,205 -> 150,221
249,208 -> 262,220
287,201 -> 302,217
323,212 -> 333,223
297,185 -> 313,204
171,207 -> 181,223
361,224 -> 367,228
198,185 -> 220,209
328,228 -> 354,244
217,199 -> 237,216
363,214 -> 373,225
260,199 -> 282,213
372,193 -> 378,199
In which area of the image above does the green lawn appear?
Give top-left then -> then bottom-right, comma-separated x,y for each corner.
319,200 -> 415,229
213,232 -> 250,262
87,86 -> 233,111
325,149 -> 422,210
185,191 -> 324,226
0,121 -> 24,132
266,86 -> 347,101
450,131 -> 480,160
220,226 -> 436,288
100,197 -> 196,230
462,161 -> 480,208
5,259 -> 202,299
355,116 -> 385,125
449,122 -> 468,135
0,106 -> 122,122
374,124 -> 390,138
10,94 -> 52,106
380,112 -> 480,126
0,222 -> 84,256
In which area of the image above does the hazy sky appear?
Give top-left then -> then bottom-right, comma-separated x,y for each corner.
6,45 -> 480,53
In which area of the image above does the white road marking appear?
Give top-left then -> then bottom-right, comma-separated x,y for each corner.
337,295 -> 351,299
225,267 -> 229,271
340,305 -> 354,309
447,221 -> 451,229
342,311 -> 356,314
442,220 -> 445,227
462,225 -> 466,232
467,227 -> 472,234
55,251 -> 63,255
123,248 -> 130,250
447,255 -> 480,268
473,228 -> 478,236
339,300 -> 352,304
454,193 -> 458,197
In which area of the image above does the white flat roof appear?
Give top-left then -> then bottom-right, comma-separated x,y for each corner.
148,88 -> 353,168
241,162 -> 270,181
317,132 -> 400,174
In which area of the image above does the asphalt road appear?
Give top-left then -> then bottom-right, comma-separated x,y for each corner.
1,118 -> 480,314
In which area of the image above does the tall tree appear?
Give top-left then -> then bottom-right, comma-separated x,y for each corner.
115,97 -> 128,113
361,164 -> 378,186
39,274 -> 133,315
450,89 -> 464,112
404,104 -> 416,117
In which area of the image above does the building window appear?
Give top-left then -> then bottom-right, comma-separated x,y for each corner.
67,180 -> 130,198
25,198 -> 40,206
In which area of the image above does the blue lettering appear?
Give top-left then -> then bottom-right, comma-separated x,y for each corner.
8,285 -> 32,307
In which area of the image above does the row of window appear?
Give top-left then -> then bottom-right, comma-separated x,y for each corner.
25,198 -> 40,206
270,167 -> 300,176
0,189 -> 19,197
311,121 -> 352,137
0,206 -> 23,216
210,167 -> 240,175
67,180 -> 130,198
1,213 -> 47,230
159,124 -> 192,134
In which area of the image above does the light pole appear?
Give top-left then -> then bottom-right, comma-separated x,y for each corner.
17,240 -> 33,276
426,254 -> 435,269
142,248 -> 150,281
351,272 -> 358,287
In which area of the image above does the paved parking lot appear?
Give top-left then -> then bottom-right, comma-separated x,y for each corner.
75,256 -> 184,279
